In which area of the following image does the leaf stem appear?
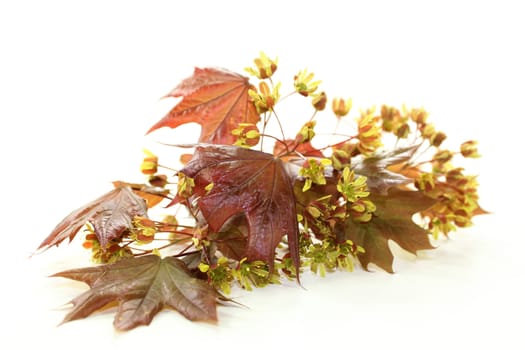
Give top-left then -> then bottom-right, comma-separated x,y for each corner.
271,108 -> 287,144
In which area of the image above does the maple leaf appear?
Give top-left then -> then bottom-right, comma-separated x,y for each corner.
37,186 -> 147,251
340,188 -> 436,273
53,255 -> 219,330
147,68 -> 260,145
175,145 -> 300,272
208,215 -> 248,261
273,139 -> 325,159
112,180 -> 169,208
352,146 -> 418,194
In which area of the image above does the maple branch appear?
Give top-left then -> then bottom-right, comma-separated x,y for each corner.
158,164 -> 179,172
314,135 -> 357,152
402,143 -> 431,169
260,112 -> 270,151
308,110 -> 318,122
41,53 -> 485,332
260,133 -> 292,155
271,108 -> 287,142
278,90 -> 297,102
173,242 -> 197,257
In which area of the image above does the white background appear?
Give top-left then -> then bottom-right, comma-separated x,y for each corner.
1,0 -> 523,349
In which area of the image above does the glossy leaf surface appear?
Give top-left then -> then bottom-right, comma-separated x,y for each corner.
177,145 -> 300,271
53,255 -> 219,330
38,186 -> 147,251
148,68 -> 260,145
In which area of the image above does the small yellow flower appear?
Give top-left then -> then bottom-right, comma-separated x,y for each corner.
248,81 -> 281,114
331,143 -> 356,170
332,97 -> 352,118
415,173 -> 436,193
349,199 -> 376,223
295,121 -> 316,144
244,51 -> 278,79
294,69 -> 321,96
232,123 -> 260,148
177,172 -> 195,199
337,167 -> 369,202
140,149 -> 158,175
198,263 -> 210,273
299,158 -> 332,192
357,109 -> 383,156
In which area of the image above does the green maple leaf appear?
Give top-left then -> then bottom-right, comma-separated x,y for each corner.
53,255 -> 220,330
341,188 -> 436,273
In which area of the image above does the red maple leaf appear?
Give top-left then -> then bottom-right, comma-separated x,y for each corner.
147,68 -> 260,145
174,145 -> 300,272
37,186 -> 148,251
273,139 -> 325,159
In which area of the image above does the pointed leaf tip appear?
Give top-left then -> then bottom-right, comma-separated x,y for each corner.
54,256 -> 220,330
344,188 -> 436,272
37,187 -> 148,253
147,68 -> 260,144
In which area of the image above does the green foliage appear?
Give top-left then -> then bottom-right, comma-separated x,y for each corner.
37,52 -> 486,331
302,239 -> 363,276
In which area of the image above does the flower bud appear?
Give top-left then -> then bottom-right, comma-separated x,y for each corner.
395,123 -> 410,139
295,121 -> 316,144
332,97 -> 352,118
460,140 -> 480,158
409,108 -> 428,124
148,174 -> 168,188
311,92 -> 327,111
380,105 -> 400,132
430,131 -> 447,147
421,124 -> 436,139
433,149 -> 454,163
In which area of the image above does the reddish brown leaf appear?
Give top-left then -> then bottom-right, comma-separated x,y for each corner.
473,205 -> 489,216
273,139 -> 325,159
209,216 -> 249,261
112,180 -> 169,208
147,68 -> 260,145
53,255 -> 219,330
342,188 -> 436,272
175,145 -> 300,272
352,146 -> 418,194
37,186 -> 147,251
